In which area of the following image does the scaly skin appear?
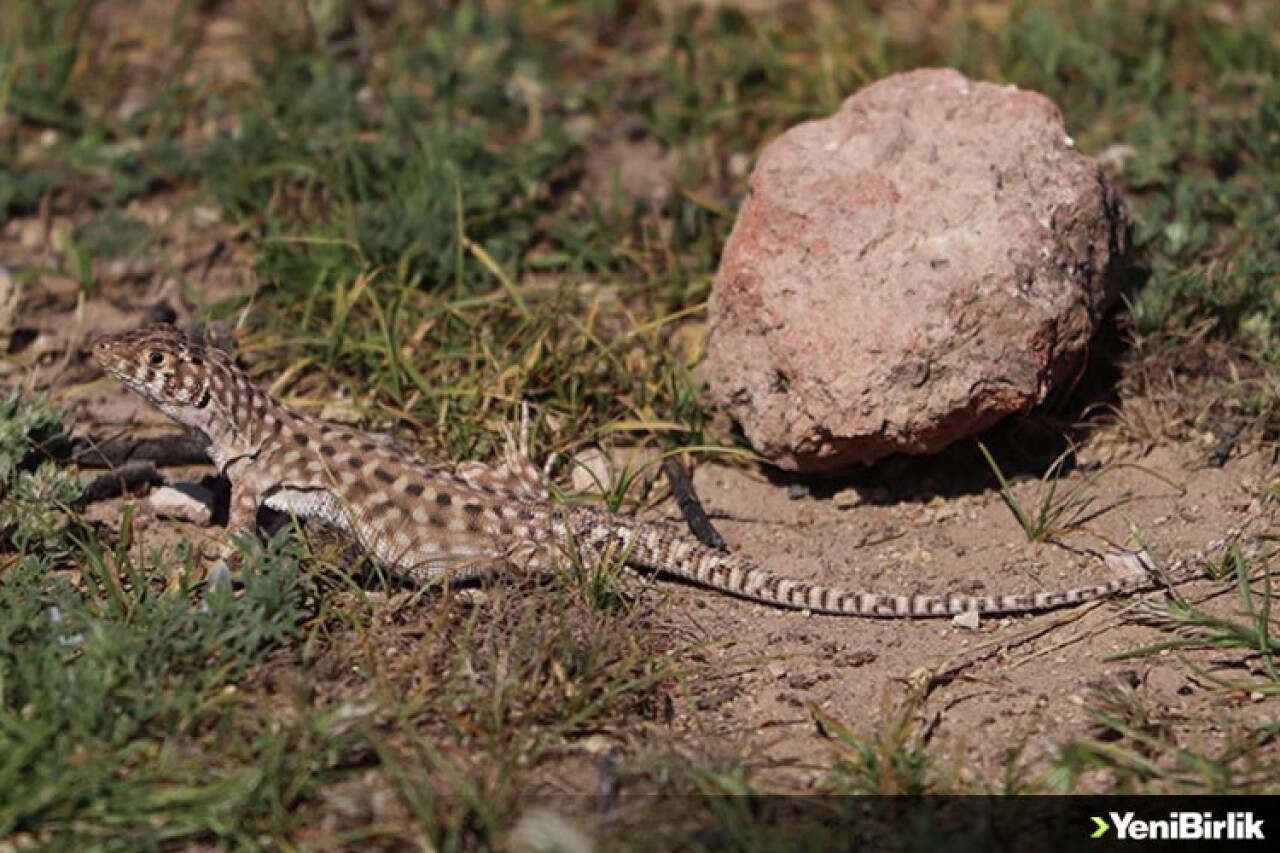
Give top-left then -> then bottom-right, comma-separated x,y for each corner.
93,324 -> 1188,618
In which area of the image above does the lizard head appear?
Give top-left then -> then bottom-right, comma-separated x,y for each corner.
91,324 -> 237,432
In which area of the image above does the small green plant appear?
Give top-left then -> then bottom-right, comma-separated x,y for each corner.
1112,545 -> 1279,689
0,0 -> 94,131
811,698 -> 953,796
0,390 -> 82,561
0,460 -> 82,552
1053,691 -> 1280,794
1048,542 -> 1279,793
978,442 -> 1183,544
977,443 -> 1099,542
552,512 -> 633,614
0,388 -> 67,480
0,527 -> 319,842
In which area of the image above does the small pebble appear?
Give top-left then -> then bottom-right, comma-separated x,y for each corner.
508,808 -> 594,853
569,447 -> 614,494
149,483 -> 215,526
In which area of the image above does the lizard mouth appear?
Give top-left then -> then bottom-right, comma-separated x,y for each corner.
90,342 -> 147,394
91,338 -> 134,375
91,353 -> 131,383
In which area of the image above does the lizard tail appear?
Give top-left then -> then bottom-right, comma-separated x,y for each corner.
561,507 -> 1155,618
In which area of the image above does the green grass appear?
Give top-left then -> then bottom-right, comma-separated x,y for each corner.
0,393 -> 322,845
0,393 -> 674,848
5,3 -> 1277,405
1,530 -> 318,846
3,0 -> 1280,846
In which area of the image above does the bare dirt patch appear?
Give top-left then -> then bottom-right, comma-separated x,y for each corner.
652,440 -> 1276,788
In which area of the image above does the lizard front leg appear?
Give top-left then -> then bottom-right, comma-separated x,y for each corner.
211,461 -> 266,562
227,485 -> 262,540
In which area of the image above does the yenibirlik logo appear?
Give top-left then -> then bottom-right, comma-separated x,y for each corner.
1091,812 -> 1265,841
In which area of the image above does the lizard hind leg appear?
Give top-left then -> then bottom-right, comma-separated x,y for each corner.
500,401 -> 553,496
454,402 -> 551,501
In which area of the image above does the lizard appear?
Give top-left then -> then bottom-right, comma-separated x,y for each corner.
91,323 -> 1200,619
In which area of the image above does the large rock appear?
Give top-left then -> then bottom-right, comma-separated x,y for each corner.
701,69 -> 1128,472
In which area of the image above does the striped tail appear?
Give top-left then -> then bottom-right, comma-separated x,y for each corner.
560,507 -> 1157,618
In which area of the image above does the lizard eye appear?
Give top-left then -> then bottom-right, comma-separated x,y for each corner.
147,351 -> 166,367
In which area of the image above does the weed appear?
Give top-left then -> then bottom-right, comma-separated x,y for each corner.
811,698 -> 955,796
1053,700 -> 1280,794
1113,545 -> 1280,689
0,0 -> 94,132
978,441 -> 1183,544
0,390 -> 82,562
0,527 -> 321,844
1051,542 -> 1280,793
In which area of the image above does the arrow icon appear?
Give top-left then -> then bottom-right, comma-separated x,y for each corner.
1091,816 -> 1110,838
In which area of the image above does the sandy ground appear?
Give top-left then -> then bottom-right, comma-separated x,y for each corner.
660,444 -> 1275,787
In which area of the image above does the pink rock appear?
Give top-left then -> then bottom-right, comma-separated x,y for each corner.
701,69 -> 1128,472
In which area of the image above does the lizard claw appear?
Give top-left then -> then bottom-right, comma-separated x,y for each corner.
501,401 -> 533,464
